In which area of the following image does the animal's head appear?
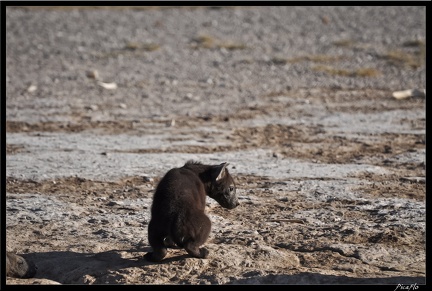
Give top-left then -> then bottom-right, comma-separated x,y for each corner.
6,252 -> 37,279
208,162 -> 239,209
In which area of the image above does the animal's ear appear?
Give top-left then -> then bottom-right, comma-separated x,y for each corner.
212,162 -> 229,181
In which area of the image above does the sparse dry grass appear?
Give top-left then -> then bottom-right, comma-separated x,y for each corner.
312,65 -> 380,77
380,48 -> 425,69
124,42 -> 161,52
403,40 -> 425,47
218,42 -> 247,50
192,35 -> 215,49
94,42 -> 161,59
191,34 -> 247,50
333,39 -> 356,47
291,54 -> 344,63
271,54 -> 344,65
333,38 -> 426,70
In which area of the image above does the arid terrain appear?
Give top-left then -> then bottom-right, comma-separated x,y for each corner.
4,6 -> 425,285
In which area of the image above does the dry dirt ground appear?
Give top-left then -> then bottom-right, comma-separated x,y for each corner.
4,6 -> 426,286
5,89 -> 426,285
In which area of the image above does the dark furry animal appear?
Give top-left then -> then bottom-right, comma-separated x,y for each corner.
6,252 -> 37,278
145,161 -> 239,262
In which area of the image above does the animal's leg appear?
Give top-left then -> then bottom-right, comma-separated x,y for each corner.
182,214 -> 211,259
184,241 -> 209,259
144,247 -> 167,262
145,220 -> 168,262
164,236 -> 181,249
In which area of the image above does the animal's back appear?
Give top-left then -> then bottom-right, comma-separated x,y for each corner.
151,167 -> 206,216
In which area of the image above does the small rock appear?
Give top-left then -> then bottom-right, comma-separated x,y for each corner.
392,88 -> 425,99
86,70 -> 99,80
399,177 -> 425,184
85,105 -> 99,111
142,176 -> 154,182
27,85 -> 37,93
167,119 -> 175,127
97,81 -> 117,90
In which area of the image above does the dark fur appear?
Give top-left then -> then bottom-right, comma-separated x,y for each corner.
6,252 -> 37,278
145,161 -> 239,262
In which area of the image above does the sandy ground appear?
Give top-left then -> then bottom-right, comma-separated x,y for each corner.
4,6 -> 426,285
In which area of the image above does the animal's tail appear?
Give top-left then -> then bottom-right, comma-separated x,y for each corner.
170,213 -> 188,248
